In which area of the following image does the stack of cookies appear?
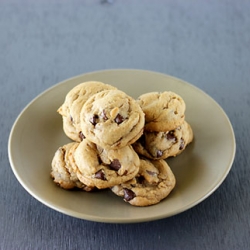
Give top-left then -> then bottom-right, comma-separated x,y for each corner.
51,81 -> 193,206
133,91 -> 193,160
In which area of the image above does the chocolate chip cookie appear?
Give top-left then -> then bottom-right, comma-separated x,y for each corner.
74,139 -> 140,189
111,158 -> 176,206
80,89 -> 145,149
51,142 -> 94,191
137,91 -> 186,132
58,81 -> 117,142
133,121 -> 193,160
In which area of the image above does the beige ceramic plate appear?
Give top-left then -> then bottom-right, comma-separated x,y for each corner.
8,69 -> 236,223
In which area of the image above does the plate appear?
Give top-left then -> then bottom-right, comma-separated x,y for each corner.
8,69 -> 236,223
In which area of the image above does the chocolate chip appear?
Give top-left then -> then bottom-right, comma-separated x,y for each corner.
123,188 -> 136,201
115,114 -> 124,124
109,159 -> 121,171
79,131 -> 85,141
94,169 -> 106,180
90,115 -> 99,126
179,138 -> 185,150
146,170 -> 157,176
156,150 -> 163,158
100,110 -> 108,120
136,175 -> 145,184
166,131 -> 177,142
70,115 -> 74,123
97,156 -> 102,164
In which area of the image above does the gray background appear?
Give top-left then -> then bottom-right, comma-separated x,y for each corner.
1,0 -> 249,249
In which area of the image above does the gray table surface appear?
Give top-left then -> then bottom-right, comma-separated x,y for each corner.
1,0 -> 250,249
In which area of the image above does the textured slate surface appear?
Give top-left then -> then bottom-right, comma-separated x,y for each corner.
1,0 -> 250,249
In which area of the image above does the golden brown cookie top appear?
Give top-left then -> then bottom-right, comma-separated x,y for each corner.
111,158 -> 176,206
74,140 -> 140,189
80,89 -> 145,149
58,81 -> 116,142
133,120 -> 193,160
137,91 -> 186,132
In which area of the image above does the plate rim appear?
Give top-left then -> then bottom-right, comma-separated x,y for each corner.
8,69 -> 236,223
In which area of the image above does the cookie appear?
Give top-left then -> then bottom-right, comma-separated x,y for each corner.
133,121 -> 193,159
137,91 -> 186,132
111,158 -> 176,206
58,81 -> 117,142
80,89 -> 145,149
51,142 -> 94,191
74,139 -> 140,189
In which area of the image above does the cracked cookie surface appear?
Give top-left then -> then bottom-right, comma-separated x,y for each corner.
137,91 -> 186,132
80,89 -> 145,149
58,81 -> 117,142
74,140 -> 140,189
